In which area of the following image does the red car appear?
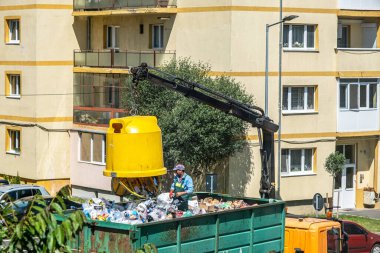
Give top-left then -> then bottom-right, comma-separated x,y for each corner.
341,220 -> 380,253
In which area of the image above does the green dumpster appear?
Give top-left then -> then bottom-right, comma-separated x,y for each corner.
64,193 -> 285,253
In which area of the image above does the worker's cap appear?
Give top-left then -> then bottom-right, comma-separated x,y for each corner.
173,164 -> 185,171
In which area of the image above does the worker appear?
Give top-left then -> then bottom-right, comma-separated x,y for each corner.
169,164 -> 194,211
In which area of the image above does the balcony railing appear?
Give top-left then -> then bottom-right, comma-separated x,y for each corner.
73,0 -> 177,10
74,49 -> 176,69
74,107 -> 128,126
336,48 -> 380,72
339,0 -> 380,10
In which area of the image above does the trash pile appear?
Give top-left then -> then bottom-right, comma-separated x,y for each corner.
82,194 -> 257,225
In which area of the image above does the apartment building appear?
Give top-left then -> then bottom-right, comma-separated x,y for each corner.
2,0 -> 379,212
0,0 -> 79,194
69,0 -> 380,212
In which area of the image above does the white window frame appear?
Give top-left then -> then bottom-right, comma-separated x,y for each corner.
79,132 -> 106,165
339,79 -> 378,111
283,24 -> 316,50
152,24 -> 164,49
8,74 -> 20,98
8,19 -> 20,44
106,26 -> 119,49
283,86 -> 315,113
281,148 -> 314,176
7,129 -> 20,154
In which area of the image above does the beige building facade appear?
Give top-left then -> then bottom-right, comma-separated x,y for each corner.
0,0 -> 77,194
2,0 -> 380,212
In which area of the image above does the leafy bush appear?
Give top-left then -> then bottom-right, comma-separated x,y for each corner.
0,185 -> 85,252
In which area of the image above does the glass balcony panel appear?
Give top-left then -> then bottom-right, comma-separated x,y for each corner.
74,0 -> 177,10
99,52 -> 111,67
74,52 -> 86,67
145,0 -> 157,7
115,112 -> 128,118
141,53 -> 155,66
74,110 -> 111,125
114,52 -> 127,68
74,0 -> 86,9
155,52 -> 175,66
75,50 -> 175,68
86,53 -> 99,67
126,52 -> 142,67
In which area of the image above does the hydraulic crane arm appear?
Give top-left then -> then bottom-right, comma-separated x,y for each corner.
130,63 -> 279,199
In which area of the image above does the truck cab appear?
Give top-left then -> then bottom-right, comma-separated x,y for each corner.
285,217 -> 342,253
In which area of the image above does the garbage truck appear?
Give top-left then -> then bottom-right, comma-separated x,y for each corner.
64,63 -> 285,253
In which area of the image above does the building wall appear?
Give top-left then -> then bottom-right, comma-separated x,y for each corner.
0,1 -> 77,194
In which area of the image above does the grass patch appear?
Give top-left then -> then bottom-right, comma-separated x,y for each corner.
339,215 -> 380,233
304,214 -> 380,233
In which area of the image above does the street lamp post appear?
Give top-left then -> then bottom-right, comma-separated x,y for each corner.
264,15 -> 298,117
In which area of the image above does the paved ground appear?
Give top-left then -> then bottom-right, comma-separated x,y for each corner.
339,208 -> 380,219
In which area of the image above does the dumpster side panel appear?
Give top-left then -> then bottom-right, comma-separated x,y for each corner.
70,224 -> 134,253
66,194 -> 285,253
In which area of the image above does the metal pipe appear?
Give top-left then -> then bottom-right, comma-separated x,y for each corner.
265,24 -> 269,117
277,0 -> 283,199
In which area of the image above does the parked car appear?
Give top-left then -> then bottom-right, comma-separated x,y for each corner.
0,184 -> 50,203
341,220 -> 380,253
11,195 -> 83,220
0,180 -> 9,186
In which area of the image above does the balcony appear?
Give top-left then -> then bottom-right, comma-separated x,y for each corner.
74,50 -> 176,69
336,19 -> 380,72
339,0 -> 380,10
74,107 -> 128,126
73,72 -> 130,126
73,0 -> 177,11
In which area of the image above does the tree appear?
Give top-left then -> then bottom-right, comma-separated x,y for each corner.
324,152 -> 346,206
131,58 -> 254,189
0,185 -> 85,252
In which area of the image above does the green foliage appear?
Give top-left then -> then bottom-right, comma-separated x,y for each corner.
132,58 -> 254,179
324,152 -> 346,177
3,174 -> 21,184
0,185 -> 85,252
135,243 -> 158,253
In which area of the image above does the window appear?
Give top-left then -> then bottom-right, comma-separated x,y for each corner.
283,86 -> 315,112
79,132 -> 105,164
337,24 -> 349,48
152,25 -> 164,49
106,26 -> 119,49
344,223 -> 365,235
6,128 -> 21,154
336,144 -> 355,164
5,18 -> 20,44
281,148 -> 314,175
339,79 -> 378,110
283,24 -> 316,49
6,73 -> 21,98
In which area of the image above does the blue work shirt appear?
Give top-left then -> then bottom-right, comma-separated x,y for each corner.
170,173 -> 194,194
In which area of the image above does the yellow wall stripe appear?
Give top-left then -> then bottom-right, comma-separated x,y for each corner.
246,130 -> 380,140
0,61 -> 73,66
0,4 -> 72,11
0,115 -> 72,123
209,71 -> 380,77
177,6 -> 338,14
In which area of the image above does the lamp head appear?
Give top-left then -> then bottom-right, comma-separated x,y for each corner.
282,15 -> 299,22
